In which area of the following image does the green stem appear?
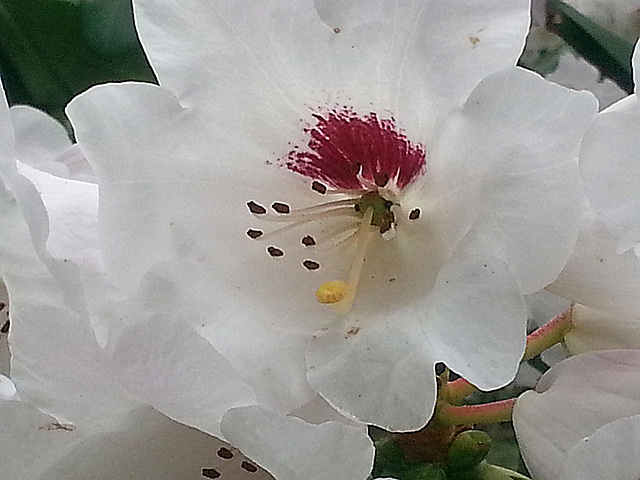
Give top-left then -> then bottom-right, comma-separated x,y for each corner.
436,398 -> 516,426
444,309 -> 574,404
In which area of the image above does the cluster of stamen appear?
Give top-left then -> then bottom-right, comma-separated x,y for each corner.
245,106 -> 426,313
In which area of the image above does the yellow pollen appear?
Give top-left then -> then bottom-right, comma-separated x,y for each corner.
316,281 -> 349,304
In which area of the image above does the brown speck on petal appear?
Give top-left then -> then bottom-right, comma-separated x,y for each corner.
1,319 -> 8,334
246,229 -> 264,239
333,26 -> 341,33
217,447 -> 234,459
311,181 -> 327,194
267,246 -> 284,257
0,302 -> 5,312
242,461 -> 258,473
247,201 -> 267,215
271,202 -> 291,214
303,260 -> 320,270
409,208 -> 421,220
301,235 -> 316,246
202,468 -> 221,479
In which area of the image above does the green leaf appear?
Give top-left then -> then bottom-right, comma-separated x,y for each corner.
0,0 -> 155,126
547,0 -> 635,93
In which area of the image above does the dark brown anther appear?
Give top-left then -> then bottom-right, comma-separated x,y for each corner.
201,468 -> 221,479
247,201 -> 267,215
301,235 -> 316,246
0,302 -> 5,312
409,208 -> 421,220
271,202 -> 291,214
246,229 -> 264,239
1,320 -> 8,334
241,461 -> 258,473
302,260 -> 320,270
267,246 -> 284,257
311,181 -> 327,194
217,447 -> 234,459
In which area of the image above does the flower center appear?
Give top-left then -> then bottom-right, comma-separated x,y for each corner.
246,107 -> 426,314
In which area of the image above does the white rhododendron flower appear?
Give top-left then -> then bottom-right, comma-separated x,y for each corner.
66,0 -> 597,430
0,81 -> 374,480
581,42 -> 640,253
514,350 -> 640,480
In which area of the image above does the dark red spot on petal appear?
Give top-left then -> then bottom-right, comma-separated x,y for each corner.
284,108 -> 425,190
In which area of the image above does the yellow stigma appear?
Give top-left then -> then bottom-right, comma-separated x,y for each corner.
316,281 -> 349,304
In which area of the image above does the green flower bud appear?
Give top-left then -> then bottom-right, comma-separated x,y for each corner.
447,430 -> 492,471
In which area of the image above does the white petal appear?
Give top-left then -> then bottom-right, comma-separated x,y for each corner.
221,406 -> 374,480
9,106 -> 71,177
545,52 -> 627,110
43,407 -> 250,480
0,373 -> 17,400
424,254 -> 527,390
129,260 -> 315,413
514,350 -> 640,480
306,316 -> 438,431
564,305 -> 640,354
565,414 -> 640,480
16,162 -> 102,271
0,401 -> 79,480
106,315 -> 257,438
581,93 -> 640,252
10,304 -> 135,426
431,67 -> 597,293
307,253 -> 525,431
134,0 -> 529,131
0,79 -> 14,163
548,219 -> 640,317
0,162 -> 133,425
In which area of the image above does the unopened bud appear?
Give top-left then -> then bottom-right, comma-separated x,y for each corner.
447,429 -> 492,471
